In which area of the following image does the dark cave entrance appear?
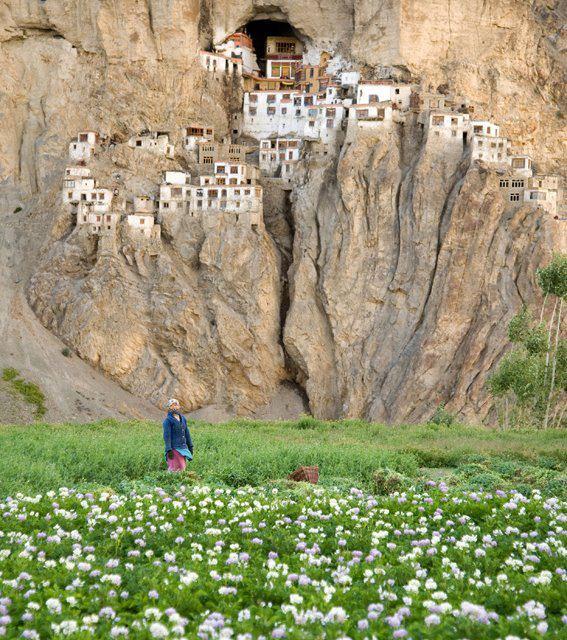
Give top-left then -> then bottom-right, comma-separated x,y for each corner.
238,19 -> 305,76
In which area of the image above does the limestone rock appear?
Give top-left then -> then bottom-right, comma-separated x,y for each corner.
0,0 -> 564,422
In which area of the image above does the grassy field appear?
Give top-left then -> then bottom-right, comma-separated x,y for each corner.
0,418 -> 565,497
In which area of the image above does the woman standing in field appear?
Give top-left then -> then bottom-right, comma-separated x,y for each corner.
163,398 -> 193,472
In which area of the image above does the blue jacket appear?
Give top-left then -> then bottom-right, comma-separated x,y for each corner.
163,412 -> 193,455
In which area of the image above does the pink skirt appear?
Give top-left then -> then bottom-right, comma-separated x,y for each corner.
166,450 -> 187,472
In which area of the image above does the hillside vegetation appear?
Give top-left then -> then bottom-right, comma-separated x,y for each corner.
0,419 -> 565,497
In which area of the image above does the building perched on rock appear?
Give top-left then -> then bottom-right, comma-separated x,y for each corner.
198,140 -> 247,166
186,162 -> 263,227
508,155 -> 534,178
68,131 -> 99,162
183,125 -> 214,153
265,36 -> 303,80
200,50 -> 242,76
127,196 -> 160,239
259,138 -> 302,179
426,110 -> 470,146
128,131 -> 174,159
356,81 -> 412,110
158,171 -> 192,214
471,120 -> 510,165
214,32 -> 259,75
77,204 -> 120,234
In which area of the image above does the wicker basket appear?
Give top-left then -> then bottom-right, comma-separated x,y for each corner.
288,465 -> 319,484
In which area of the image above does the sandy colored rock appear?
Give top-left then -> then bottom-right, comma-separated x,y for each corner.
0,0 -> 565,423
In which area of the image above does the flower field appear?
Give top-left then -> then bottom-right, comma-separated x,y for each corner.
1,483 -> 565,639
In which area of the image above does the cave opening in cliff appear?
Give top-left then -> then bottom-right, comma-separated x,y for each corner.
239,18 -> 305,77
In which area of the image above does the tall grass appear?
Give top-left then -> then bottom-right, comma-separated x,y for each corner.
0,419 -> 564,497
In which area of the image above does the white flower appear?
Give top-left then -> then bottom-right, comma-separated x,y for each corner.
290,594 -> 303,604
149,622 -> 169,638
425,614 -> 441,626
46,598 -> 62,614
180,572 -> 198,586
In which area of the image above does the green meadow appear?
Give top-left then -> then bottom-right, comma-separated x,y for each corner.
1,418 -> 565,497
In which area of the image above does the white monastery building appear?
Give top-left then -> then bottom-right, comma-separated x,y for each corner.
259,138 -> 302,178
183,125 -> 214,153
68,131 -> 99,162
213,32 -> 259,75
471,120 -> 510,164
128,132 -> 175,159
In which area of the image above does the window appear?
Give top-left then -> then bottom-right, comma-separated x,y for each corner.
136,140 -> 142,147
250,94 -> 258,103
510,193 -> 520,202
267,94 -> 276,103
96,216 -> 101,222
163,202 -> 169,208
197,200 -> 202,208
451,130 -> 457,137
83,215 -> 87,222
434,131 -> 440,137
451,118 -> 458,125
68,192 -> 73,198
326,119 -> 333,128
369,95 -> 379,103
230,166 -> 238,174
474,126 -> 483,134
276,41 -> 296,53
358,109 -> 369,118
511,158 -> 526,168
282,108 -> 287,115
267,107 -> 276,116
530,191 -> 546,201
500,180 -> 509,188
295,109 -> 301,116
106,215 -> 111,222
432,116 -> 444,126
512,180 -> 524,188
249,107 -> 257,116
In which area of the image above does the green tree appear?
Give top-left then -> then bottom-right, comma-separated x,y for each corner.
488,254 -> 567,429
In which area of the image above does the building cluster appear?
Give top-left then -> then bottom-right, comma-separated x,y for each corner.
60,29 -> 563,245
62,132 -> 161,239
200,30 -> 563,215
158,163 -> 263,228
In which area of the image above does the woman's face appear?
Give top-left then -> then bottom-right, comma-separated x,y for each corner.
170,402 -> 180,412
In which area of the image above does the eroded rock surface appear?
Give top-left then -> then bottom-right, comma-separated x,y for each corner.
0,0 -> 565,422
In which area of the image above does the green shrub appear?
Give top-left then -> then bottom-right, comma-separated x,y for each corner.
430,404 -> 459,426
372,469 -> 411,495
2,368 -> 47,418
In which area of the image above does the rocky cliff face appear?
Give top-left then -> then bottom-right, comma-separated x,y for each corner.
0,0 -> 565,422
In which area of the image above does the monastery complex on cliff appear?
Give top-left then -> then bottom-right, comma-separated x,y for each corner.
61,28 -> 564,240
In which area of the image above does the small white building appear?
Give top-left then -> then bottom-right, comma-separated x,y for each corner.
212,162 -> 260,185
509,155 -> 534,178
64,166 -> 92,179
524,186 -> 558,216
183,125 -> 214,153
133,195 -> 155,214
213,32 -> 259,75
188,183 -> 263,227
128,132 -> 174,159
472,136 -> 510,164
259,138 -> 302,177
77,203 -> 120,234
127,214 -> 160,238
68,131 -> 99,162
427,111 -> 471,144
346,102 -> 393,142
159,172 -> 192,213
200,50 -> 242,76
356,82 -> 412,111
